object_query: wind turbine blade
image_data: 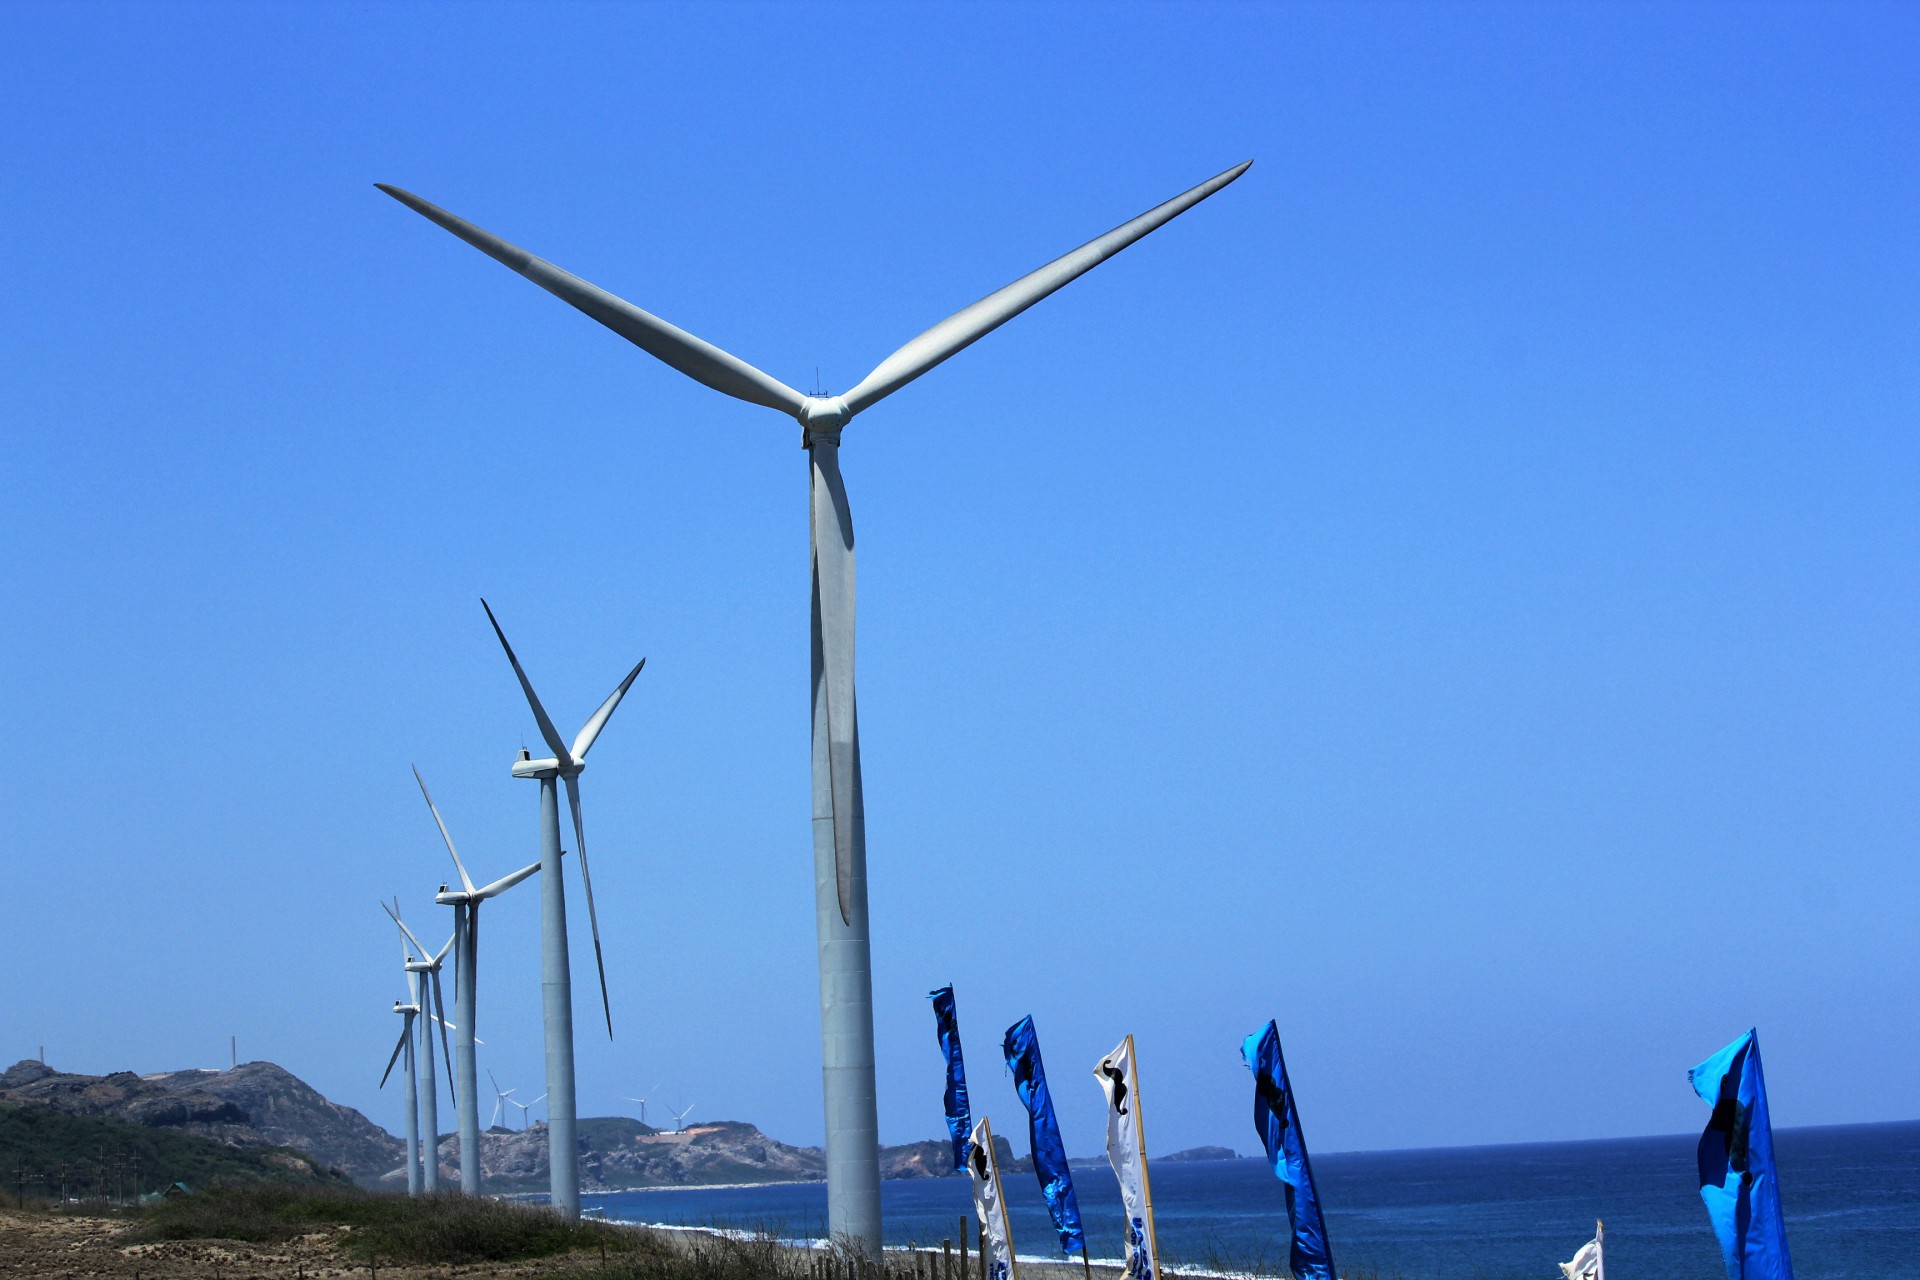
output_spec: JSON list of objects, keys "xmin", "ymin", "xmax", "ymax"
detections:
[
  {"xmin": 431, "ymin": 970, "xmax": 456, "ymax": 1104},
  {"xmin": 572, "ymin": 658, "xmax": 645, "ymax": 761},
  {"xmin": 476, "ymin": 860, "xmax": 543, "ymax": 899},
  {"xmin": 841, "ymin": 160, "xmax": 1252, "ymax": 415},
  {"xmin": 381, "ymin": 1024, "xmax": 409, "ymax": 1088},
  {"xmin": 565, "ymin": 775, "xmax": 615, "ymax": 1039},
  {"xmin": 480, "ymin": 599, "xmax": 573, "ymax": 764},
  {"xmin": 382, "ymin": 898, "xmax": 431, "ymax": 960},
  {"xmin": 413, "ymin": 765, "xmax": 476, "ymax": 894},
  {"xmin": 810, "ymin": 449, "xmax": 859, "ymax": 926},
  {"xmin": 376, "ymin": 185, "xmax": 808, "ymax": 417}
]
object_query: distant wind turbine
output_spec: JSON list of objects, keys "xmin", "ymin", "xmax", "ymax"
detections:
[
  {"xmin": 379, "ymin": 997, "xmax": 423, "ymax": 1195},
  {"xmin": 670, "ymin": 1103, "xmax": 695, "ymax": 1132},
  {"xmin": 487, "ymin": 1070, "xmax": 517, "ymax": 1131},
  {"xmin": 480, "ymin": 599, "xmax": 644, "ymax": 1218},
  {"xmin": 379, "ymin": 157, "xmax": 1250, "ymax": 1250},
  {"xmin": 623, "ymin": 1082, "xmax": 663, "ymax": 1128},
  {"xmin": 415, "ymin": 765, "xmax": 542, "ymax": 1194},
  {"xmin": 511, "ymin": 1092, "xmax": 547, "ymax": 1131},
  {"xmin": 384, "ymin": 900, "xmax": 456, "ymax": 1193}
]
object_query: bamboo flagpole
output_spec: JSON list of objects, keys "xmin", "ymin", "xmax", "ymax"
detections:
[
  {"xmin": 1095, "ymin": 1035, "xmax": 1160, "ymax": 1280},
  {"xmin": 1558, "ymin": 1219, "xmax": 1604, "ymax": 1280},
  {"xmin": 968, "ymin": 1117, "xmax": 1018, "ymax": 1280}
]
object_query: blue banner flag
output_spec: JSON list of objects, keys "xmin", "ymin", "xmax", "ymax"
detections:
[
  {"xmin": 1690, "ymin": 1028, "xmax": 1795, "ymax": 1280},
  {"xmin": 928, "ymin": 985, "xmax": 973, "ymax": 1172},
  {"xmin": 1003, "ymin": 1015, "xmax": 1086, "ymax": 1255},
  {"xmin": 1242, "ymin": 1021, "xmax": 1335, "ymax": 1280}
]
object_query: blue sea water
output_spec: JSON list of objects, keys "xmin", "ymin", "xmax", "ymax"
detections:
[{"xmin": 584, "ymin": 1121, "xmax": 1919, "ymax": 1280}]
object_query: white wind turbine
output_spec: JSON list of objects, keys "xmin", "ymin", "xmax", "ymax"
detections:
[
  {"xmin": 415, "ymin": 765, "xmax": 543, "ymax": 1194},
  {"xmin": 480, "ymin": 599, "xmax": 644, "ymax": 1218},
  {"xmin": 624, "ymin": 1081, "xmax": 663, "ymax": 1128},
  {"xmin": 379, "ymin": 997, "xmax": 423, "ymax": 1195},
  {"xmin": 488, "ymin": 1069, "xmax": 517, "ymax": 1131},
  {"xmin": 385, "ymin": 900, "xmax": 456, "ymax": 1193},
  {"xmin": 669, "ymin": 1103, "xmax": 695, "ymax": 1133},
  {"xmin": 512, "ymin": 1092, "xmax": 547, "ymax": 1131},
  {"xmin": 379, "ymin": 159, "xmax": 1250, "ymax": 1247}
]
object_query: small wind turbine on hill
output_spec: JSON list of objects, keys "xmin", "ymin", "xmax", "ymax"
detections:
[
  {"xmin": 488, "ymin": 1070, "xmax": 517, "ymax": 1131},
  {"xmin": 670, "ymin": 1103, "xmax": 695, "ymax": 1133},
  {"xmin": 479, "ymin": 600, "xmax": 644, "ymax": 1218},
  {"xmin": 415, "ymin": 765, "xmax": 543, "ymax": 1194},
  {"xmin": 624, "ymin": 1082, "xmax": 663, "ymax": 1128},
  {"xmin": 384, "ymin": 900, "xmax": 455, "ymax": 1193},
  {"xmin": 511, "ymin": 1092, "xmax": 547, "ymax": 1131},
  {"xmin": 380, "ymin": 157, "xmax": 1249, "ymax": 1250},
  {"xmin": 380, "ymin": 998, "xmax": 423, "ymax": 1195}
]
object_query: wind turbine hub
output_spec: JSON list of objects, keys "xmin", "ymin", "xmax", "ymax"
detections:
[{"xmin": 799, "ymin": 395, "xmax": 851, "ymax": 447}]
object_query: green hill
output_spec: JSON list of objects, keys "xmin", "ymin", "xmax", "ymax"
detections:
[{"xmin": 0, "ymin": 1101, "xmax": 351, "ymax": 1200}]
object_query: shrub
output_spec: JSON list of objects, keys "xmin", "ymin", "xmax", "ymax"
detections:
[{"xmin": 134, "ymin": 1185, "xmax": 652, "ymax": 1264}]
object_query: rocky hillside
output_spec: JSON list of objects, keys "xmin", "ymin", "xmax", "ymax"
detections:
[
  {"xmin": 0, "ymin": 1060, "xmax": 401, "ymax": 1185},
  {"xmin": 430, "ymin": 1121, "xmax": 1004, "ymax": 1194},
  {"xmin": 0, "ymin": 1100, "xmax": 348, "ymax": 1195},
  {"xmin": 2, "ymin": 1058, "xmax": 1029, "ymax": 1193},
  {"xmin": 145, "ymin": 1063, "xmax": 403, "ymax": 1183},
  {"xmin": 1160, "ymin": 1145, "xmax": 1239, "ymax": 1162}
]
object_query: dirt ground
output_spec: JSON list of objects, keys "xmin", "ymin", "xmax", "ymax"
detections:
[
  {"xmin": 0, "ymin": 1209, "xmax": 1135, "ymax": 1280},
  {"xmin": 0, "ymin": 1207, "xmax": 616, "ymax": 1279}
]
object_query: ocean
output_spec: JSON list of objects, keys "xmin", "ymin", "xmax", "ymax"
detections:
[{"xmin": 583, "ymin": 1121, "xmax": 1919, "ymax": 1280}]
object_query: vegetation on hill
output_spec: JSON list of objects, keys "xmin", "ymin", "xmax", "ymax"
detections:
[
  {"xmin": 134, "ymin": 1184, "xmax": 646, "ymax": 1264},
  {"xmin": 0, "ymin": 1101, "xmax": 347, "ymax": 1200}
]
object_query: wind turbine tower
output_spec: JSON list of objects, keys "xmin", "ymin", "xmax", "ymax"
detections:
[
  {"xmin": 379, "ymin": 159, "xmax": 1249, "ymax": 1249},
  {"xmin": 480, "ymin": 601, "xmax": 644, "ymax": 1218},
  {"xmin": 416, "ymin": 766, "xmax": 542, "ymax": 1194},
  {"xmin": 386, "ymin": 901, "xmax": 455, "ymax": 1193},
  {"xmin": 380, "ymin": 998, "xmax": 423, "ymax": 1195}
]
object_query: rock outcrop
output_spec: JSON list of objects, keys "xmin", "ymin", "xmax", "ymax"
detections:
[
  {"xmin": 1, "ymin": 1060, "xmax": 1066, "ymax": 1192},
  {"xmin": 145, "ymin": 1063, "xmax": 403, "ymax": 1184},
  {"xmin": 0, "ymin": 1060, "xmax": 400, "ymax": 1185}
]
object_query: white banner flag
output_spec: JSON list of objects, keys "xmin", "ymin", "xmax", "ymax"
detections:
[
  {"xmin": 1096, "ymin": 1035, "xmax": 1160, "ymax": 1280},
  {"xmin": 969, "ymin": 1116, "xmax": 1017, "ymax": 1280},
  {"xmin": 1559, "ymin": 1221, "xmax": 1604, "ymax": 1280}
]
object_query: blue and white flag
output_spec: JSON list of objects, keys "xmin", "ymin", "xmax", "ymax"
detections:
[
  {"xmin": 1690, "ymin": 1028, "xmax": 1794, "ymax": 1280},
  {"xmin": 1242, "ymin": 1021, "xmax": 1335, "ymax": 1280},
  {"xmin": 1095, "ymin": 1034, "xmax": 1159, "ymax": 1280},
  {"xmin": 1003, "ymin": 1015, "xmax": 1085, "ymax": 1255},
  {"xmin": 968, "ymin": 1116, "xmax": 1018, "ymax": 1280},
  {"xmin": 929, "ymin": 986, "xmax": 973, "ymax": 1172}
]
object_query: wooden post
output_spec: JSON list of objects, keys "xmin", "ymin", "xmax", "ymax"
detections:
[
  {"xmin": 944, "ymin": 1239, "xmax": 953, "ymax": 1280},
  {"xmin": 958, "ymin": 1219, "xmax": 968, "ymax": 1280},
  {"xmin": 978, "ymin": 1222, "xmax": 986, "ymax": 1280},
  {"xmin": 1081, "ymin": 1245, "xmax": 1093, "ymax": 1280}
]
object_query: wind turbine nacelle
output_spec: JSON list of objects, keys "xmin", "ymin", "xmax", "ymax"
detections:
[
  {"xmin": 511, "ymin": 755, "xmax": 564, "ymax": 779},
  {"xmin": 433, "ymin": 889, "xmax": 470, "ymax": 906}
]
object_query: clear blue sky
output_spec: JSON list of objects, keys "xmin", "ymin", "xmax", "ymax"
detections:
[{"xmin": 2, "ymin": 1, "xmax": 1914, "ymax": 1159}]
